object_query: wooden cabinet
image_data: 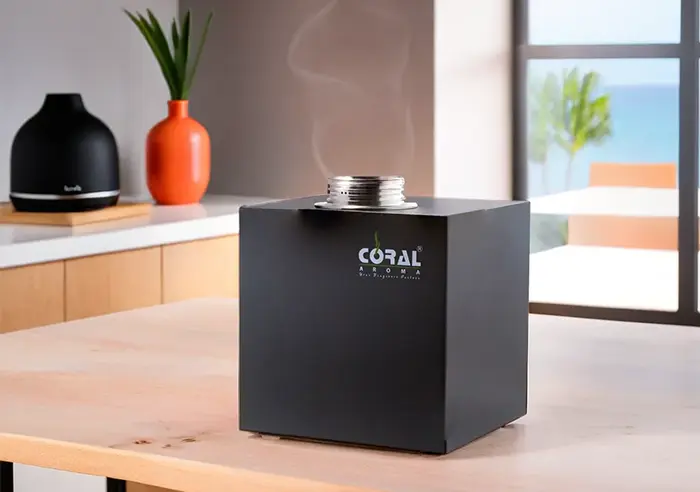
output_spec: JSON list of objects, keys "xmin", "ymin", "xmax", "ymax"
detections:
[
  {"xmin": 65, "ymin": 247, "xmax": 162, "ymax": 321},
  {"xmin": 0, "ymin": 261, "xmax": 64, "ymax": 334},
  {"xmin": 162, "ymin": 235, "xmax": 239, "ymax": 303},
  {"xmin": 0, "ymin": 234, "xmax": 239, "ymax": 329}
]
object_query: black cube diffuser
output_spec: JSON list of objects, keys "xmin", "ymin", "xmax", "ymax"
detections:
[{"xmin": 239, "ymin": 176, "xmax": 530, "ymax": 454}]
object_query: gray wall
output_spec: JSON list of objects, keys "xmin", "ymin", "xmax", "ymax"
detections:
[
  {"xmin": 182, "ymin": 0, "xmax": 435, "ymax": 198},
  {"xmin": 0, "ymin": 0, "xmax": 177, "ymax": 200}
]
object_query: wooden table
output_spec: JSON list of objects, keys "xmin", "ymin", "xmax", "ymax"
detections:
[{"xmin": 1, "ymin": 299, "xmax": 699, "ymax": 492}]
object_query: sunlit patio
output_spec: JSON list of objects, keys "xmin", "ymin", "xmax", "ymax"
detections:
[
  {"xmin": 529, "ymin": 181, "xmax": 692, "ymax": 312},
  {"xmin": 530, "ymin": 245, "xmax": 682, "ymax": 311}
]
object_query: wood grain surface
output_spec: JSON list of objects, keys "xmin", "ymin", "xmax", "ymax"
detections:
[
  {"xmin": 65, "ymin": 247, "xmax": 162, "ymax": 321},
  {"xmin": 0, "ymin": 202, "xmax": 152, "ymax": 226},
  {"xmin": 0, "ymin": 261, "xmax": 64, "ymax": 333},
  {"xmin": 162, "ymin": 235, "xmax": 239, "ymax": 303},
  {"xmin": 0, "ymin": 299, "xmax": 699, "ymax": 491}
]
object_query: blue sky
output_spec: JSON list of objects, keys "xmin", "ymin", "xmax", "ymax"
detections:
[
  {"xmin": 529, "ymin": 0, "xmax": 681, "ymax": 86},
  {"xmin": 529, "ymin": 59, "xmax": 679, "ymax": 87}
]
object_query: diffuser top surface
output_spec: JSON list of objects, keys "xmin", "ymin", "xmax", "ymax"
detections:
[{"xmin": 246, "ymin": 196, "xmax": 525, "ymax": 217}]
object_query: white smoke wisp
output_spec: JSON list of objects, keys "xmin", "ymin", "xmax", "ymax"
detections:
[{"xmin": 287, "ymin": 0, "xmax": 414, "ymax": 179}]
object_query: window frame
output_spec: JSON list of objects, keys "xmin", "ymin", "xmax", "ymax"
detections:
[{"xmin": 512, "ymin": 0, "xmax": 700, "ymax": 325}]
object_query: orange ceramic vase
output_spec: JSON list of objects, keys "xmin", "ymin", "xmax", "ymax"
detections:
[{"xmin": 146, "ymin": 100, "xmax": 210, "ymax": 205}]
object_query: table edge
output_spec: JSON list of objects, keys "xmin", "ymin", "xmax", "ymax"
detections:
[{"xmin": 0, "ymin": 433, "xmax": 372, "ymax": 492}]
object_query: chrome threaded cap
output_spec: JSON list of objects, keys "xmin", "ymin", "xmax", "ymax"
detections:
[{"xmin": 314, "ymin": 176, "xmax": 418, "ymax": 210}]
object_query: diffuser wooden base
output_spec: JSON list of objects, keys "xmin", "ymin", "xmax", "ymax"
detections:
[{"xmin": 0, "ymin": 202, "xmax": 152, "ymax": 226}]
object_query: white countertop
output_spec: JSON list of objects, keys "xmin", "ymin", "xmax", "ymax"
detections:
[
  {"xmin": 0, "ymin": 195, "xmax": 273, "ymax": 269},
  {"xmin": 530, "ymin": 186, "xmax": 696, "ymax": 217}
]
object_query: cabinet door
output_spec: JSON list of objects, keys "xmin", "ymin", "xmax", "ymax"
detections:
[
  {"xmin": 65, "ymin": 247, "xmax": 162, "ymax": 321},
  {"xmin": 0, "ymin": 261, "xmax": 64, "ymax": 333},
  {"xmin": 162, "ymin": 235, "xmax": 239, "ymax": 303}
]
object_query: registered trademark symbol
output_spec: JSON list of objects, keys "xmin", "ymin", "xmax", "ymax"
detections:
[{"xmin": 417, "ymin": 246, "xmax": 423, "ymax": 252}]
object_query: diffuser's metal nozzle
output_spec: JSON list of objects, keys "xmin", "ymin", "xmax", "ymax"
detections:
[{"xmin": 314, "ymin": 176, "xmax": 418, "ymax": 211}]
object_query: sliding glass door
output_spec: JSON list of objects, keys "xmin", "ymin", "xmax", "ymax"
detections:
[{"xmin": 513, "ymin": 0, "xmax": 700, "ymax": 325}]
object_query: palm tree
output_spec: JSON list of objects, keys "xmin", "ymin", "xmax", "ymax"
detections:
[
  {"xmin": 528, "ymin": 74, "xmax": 559, "ymax": 195},
  {"xmin": 552, "ymin": 68, "xmax": 613, "ymax": 190}
]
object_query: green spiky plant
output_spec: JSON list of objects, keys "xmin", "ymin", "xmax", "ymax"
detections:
[
  {"xmin": 552, "ymin": 68, "xmax": 613, "ymax": 190},
  {"xmin": 124, "ymin": 9, "xmax": 213, "ymax": 101}
]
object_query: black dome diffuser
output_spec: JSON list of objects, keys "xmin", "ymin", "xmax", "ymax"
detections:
[{"xmin": 10, "ymin": 93, "xmax": 120, "ymax": 213}]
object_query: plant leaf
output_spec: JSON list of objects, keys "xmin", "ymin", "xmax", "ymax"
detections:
[
  {"xmin": 145, "ymin": 9, "xmax": 180, "ymax": 98},
  {"xmin": 125, "ymin": 10, "xmax": 177, "ymax": 99},
  {"xmin": 551, "ymin": 68, "xmax": 612, "ymax": 163},
  {"xmin": 137, "ymin": 11, "xmax": 178, "ymax": 97},
  {"xmin": 176, "ymin": 10, "xmax": 191, "ymax": 97},
  {"xmin": 171, "ymin": 18, "xmax": 180, "ymax": 52},
  {"xmin": 183, "ymin": 11, "xmax": 213, "ymax": 99}
]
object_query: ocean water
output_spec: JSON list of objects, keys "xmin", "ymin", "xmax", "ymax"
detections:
[{"xmin": 527, "ymin": 85, "xmax": 680, "ymax": 198}]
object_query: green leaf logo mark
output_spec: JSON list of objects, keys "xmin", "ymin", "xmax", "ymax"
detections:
[{"xmin": 374, "ymin": 231, "xmax": 381, "ymax": 251}]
